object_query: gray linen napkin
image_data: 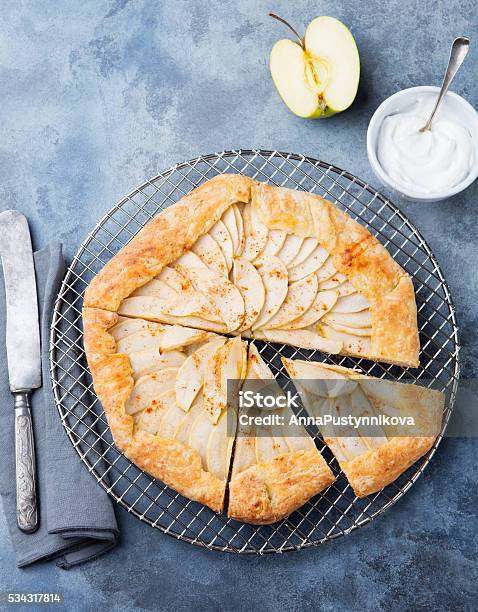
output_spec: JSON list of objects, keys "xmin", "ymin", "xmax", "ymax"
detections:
[{"xmin": 0, "ymin": 243, "xmax": 119, "ymax": 568}]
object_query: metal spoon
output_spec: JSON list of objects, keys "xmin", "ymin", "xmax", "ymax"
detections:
[{"xmin": 420, "ymin": 36, "xmax": 470, "ymax": 132}]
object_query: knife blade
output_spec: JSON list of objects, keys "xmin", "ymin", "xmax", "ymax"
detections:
[{"xmin": 0, "ymin": 210, "xmax": 41, "ymax": 533}]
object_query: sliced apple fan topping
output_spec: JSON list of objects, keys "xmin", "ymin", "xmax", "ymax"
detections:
[
  {"xmin": 114, "ymin": 319, "xmax": 322, "ymax": 481},
  {"xmin": 282, "ymin": 359, "xmax": 416, "ymax": 467},
  {"xmin": 117, "ymin": 202, "xmax": 373, "ymax": 356}
]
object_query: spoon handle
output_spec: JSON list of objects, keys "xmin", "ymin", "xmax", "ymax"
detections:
[{"xmin": 421, "ymin": 37, "xmax": 470, "ymax": 131}]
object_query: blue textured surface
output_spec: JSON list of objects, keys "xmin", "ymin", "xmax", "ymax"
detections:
[{"xmin": 0, "ymin": 1, "xmax": 477, "ymax": 610}]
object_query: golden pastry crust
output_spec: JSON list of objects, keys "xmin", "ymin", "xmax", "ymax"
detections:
[
  {"xmin": 83, "ymin": 307, "xmax": 134, "ymax": 451},
  {"xmin": 84, "ymin": 174, "xmax": 252, "ymax": 311},
  {"xmin": 227, "ymin": 449, "xmax": 335, "ymax": 524},
  {"xmin": 126, "ymin": 432, "xmax": 226, "ymax": 513},
  {"xmin": 340, "ymin": 436, "xmax": 436, "ymax": 497},
  {"xmin": 82, "ymin": 306, "xmax": 229, "ymax": 512},
  {"xmin": 370, "ymin": 276, "xmax": 419, "ymax": 367},
  {"xmin": 282, "ymin": 359, "xmax": 444, "ymax": 497}
]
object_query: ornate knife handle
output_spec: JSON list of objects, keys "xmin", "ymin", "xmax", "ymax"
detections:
[{"xmin": 14, "ymin": 392, "xmax": 39, "ymax": 533}]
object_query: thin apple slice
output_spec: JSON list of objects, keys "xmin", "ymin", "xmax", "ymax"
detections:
[
  {"xmin": 324, "ymin": 320, "xmax": 372, "ymax": 337},
  {"xmin": 192, "ymin": 233, "xmax": 228, "ymax": 277},
  {"xmin": 128, "ymin": 348, "xmax": 185, "ymax": 379},
  {"xmin": 332, "ymin": 293, "xmax": 370, "ymax": 313},
  {"xmin": 231, "ymin": 418, "xmax": 257, "ymax": 476},
  {"xmin": 175, "ymin": 337, "xmax": 227, "ymax": 412},
  {"xmin": 163, "ymin": 293, "xmax": 223, "ymax": 324},
  {"xmin": 203, "ymin": 337, "xmax": 247, "ymax": 424},
  {"xmin": 276, "ymin": 234, "xmax": 304, "ymax": 266},
  {"xmin": 188, "ymin": 409, "xmax": 215, "ymax": 469},
  {"xmin": 265, "ymin": 273, "xmax": 318, "ymax": 329},
  {"xmin": 251, "ymin": 256, "xmax": 288, "ymax": 330},
  {"xmin": 221, "ymin": 206, "xmax": 240, "ymax": 256},
  {"xmin": 206, "ymin": 407, "xmax": 236, "ymax": 480},
  {"xmin": 254, "ymin": 328, "xmax": 342, "ymax": 353},
  {"xmin": 255, "ymin": 430, "xmax": 280, "ymax": 463},
  {"xmin": 257, "ymin": 228, "xmax": 287, "ymax": 258},
  {"xmin": 156, "ymin": 399, "xmax": 187, "ymax": 440},
  {"xmin": 319, "ymin": 324, "xmax": 371, "ymax": 356},
  {"xmin": 324, "ymin": 397, "xmax": 369, "ymax": 460},
  {"xmin": 281, "ymin": 290, "xmax": 338, "ymax": 330},
  {"xmin": 136, "ymin": 388, "xmax": 176, "ymax": 434},
  {"xmin": 242, "ymin": 205, "xmax": 269, "ymax": 261},
  {"xmin": 209, "ymin": 220, "xmax": 234, "ymax": 270},
  {"xmin": 336, "ymin": 282, "xmax": 357, "ymax": 297},
  {"xmin": 246, "ymin": 343, "xmax": 276, "ymax": 380},
  {"xmin": 157, "ymin": 266, "xmax": 194, "ymax": 293},
  {"xmin": 319, "ymin": 272, "xmax": 348, "ymax": 290},
  {"xmin": 315, "ymin": 257, "xmax": 337, "ymax": 282},
  {"xmin": 233, "ymin": 204, "xmax": 246, "ymax": 255},
  {"xmin": 174, "ymin": 394, "xmax": 205, "ymax": 444},
  {"xmin": 181, "ymin": 267, "xmax": 245, "ymax": 333},
  {"xmin": 172, "ymin": 250, "xmax": 209, "ymax": 271},
  {"xmin": 349, "ymin": 387, "xmax": 389, "ymax": 448},
  {"xmin": 159, "ymin": 325, "xmax": 214, "ymax": 352},
  {"xmin": 118, "ymin": 297, "xmax": 227, "ymax": 333},
  {"xmin": 324, "ymin": 310, "xmax": 372, "ymax": 329},
  {"xmin": 116, "ymin": 329, "xmax": 165, "ymax": 354},
  {"xmin": 289, "ymin": 245, "xmax": 329, "ymax": 282},
  {"xmin": 289, "ymin": 238, "xmax": 319, "ymax": 268},
  {"xmin": 232, "ymin": 258, "xmax": 266, "ymax": 332},
  {"xmin": 125, "ymin": 369, "xmax": 178, "ymax": 415},
  {"xmin": 282, "ymin": 358, "xmax": 357, "ymax": 398},
  {"xmin": 110, "ymin": 317, "xmax": 165, "ymax": 342},
  {"xmin": 132, "ymin": 279, "xmax": 178, "ymax": 301}
]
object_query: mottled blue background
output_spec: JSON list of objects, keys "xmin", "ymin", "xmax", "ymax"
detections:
[{"xmin": 0, "ymin": 1, "xmax": 477, "ymax": 610}]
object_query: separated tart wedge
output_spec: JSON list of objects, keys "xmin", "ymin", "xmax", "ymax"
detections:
[
  {"xmin": 282, "ymin": 359, "xmax": 444, "ymax": 497},
  {"xmin": 227, "ymin": 345, "xmax": 335, "ymax": 524},
  {"xmin": 82, "ymin": 174, "xmax": 424, "ymax": 521}
]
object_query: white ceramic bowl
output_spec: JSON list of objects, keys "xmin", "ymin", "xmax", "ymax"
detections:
[{"xmin": 367, "ymin": 86, "xmax": 478, "ymax": 202}]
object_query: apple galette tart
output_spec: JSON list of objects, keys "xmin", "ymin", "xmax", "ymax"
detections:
[
  {"xmin": 282, "ymin": 359, "xmax": 444, "ymax": 497},
  {"xmin": 83, "ymin": 173, "xmax": 423, "ymax": 522}
]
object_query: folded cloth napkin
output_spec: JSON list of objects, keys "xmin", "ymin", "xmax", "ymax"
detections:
[{"xmin": 0, "ymin": 243, "xmax": 119, "ymax": 568}]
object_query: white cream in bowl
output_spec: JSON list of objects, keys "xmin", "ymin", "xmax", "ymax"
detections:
[
  {"xmin": 367, "ymin": 86, "xmax": 478, "ymax": 202},
  {"xmin": 377, "ymin": 94, "xmax": 473, "ymax": 195}
]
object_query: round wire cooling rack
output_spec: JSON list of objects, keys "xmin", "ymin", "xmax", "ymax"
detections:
[{"xmin": 50, "ymin": 149, "xmax": 460, "ymax": 554}]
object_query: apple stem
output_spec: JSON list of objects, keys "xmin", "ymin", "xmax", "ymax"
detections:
[{"xmin": 268, "ymin": 13, "xmax": 305, "ymax": 49}]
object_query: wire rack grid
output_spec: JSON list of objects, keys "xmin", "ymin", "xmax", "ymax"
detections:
[{"xmin": 49, "ymin": 149, "xmax": 460, "ymax": 554}]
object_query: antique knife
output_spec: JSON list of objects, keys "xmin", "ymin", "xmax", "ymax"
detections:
[{"xmin": 0, "ymin": 210, "xmax": 41, "ymax": 533}]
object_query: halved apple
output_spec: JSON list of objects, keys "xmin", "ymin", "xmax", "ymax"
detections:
[{"xmin": 269, "ymin": 15, "xmax": 360, "ymax": 118}]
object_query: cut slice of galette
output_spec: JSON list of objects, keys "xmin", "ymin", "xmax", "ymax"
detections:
[
  {"xmin": 282, "ymin": 358, "xmax": 444, "ymax": 497},
  {"xmin": 228, "ymin": 345, "xmax": 335, "ymax": 524}
]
